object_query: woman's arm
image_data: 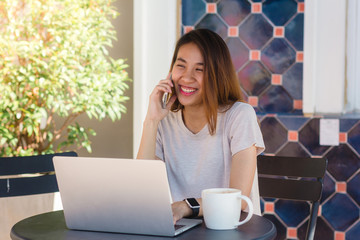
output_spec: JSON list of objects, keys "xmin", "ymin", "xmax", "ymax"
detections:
[
  {"xmin": 136, "ymin": 119, "xmax": 160, "ymax": 160},
  {"xmin": 136, "ymin": 75, "xmax": 176, "ymax": 160},
  {"xmin": 230, "ymin": 145, "xmax": 257, "ymax": 210}
]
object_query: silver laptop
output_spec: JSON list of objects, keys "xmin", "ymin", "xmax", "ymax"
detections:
[{"xmin": 53, "ymin": 156, "xmax": 202, "ymax": 237}]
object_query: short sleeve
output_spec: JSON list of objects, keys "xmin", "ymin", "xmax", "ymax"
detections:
[{"xmin": 226, "ymin": 103, "xmax": 265, "ymax": 156}]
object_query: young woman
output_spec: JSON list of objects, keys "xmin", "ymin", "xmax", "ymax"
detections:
[{"xmin": 137, "ymin": 29, "xmax": 265, "ymax": 223}]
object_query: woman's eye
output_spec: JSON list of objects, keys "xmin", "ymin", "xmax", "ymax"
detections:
[
  {"xmin": 176, "ymin": 64, "xmax": 185, "ymax": 68},
  {"xmin": 196, "ymin": 68, "xmax": 204, "ymax": 72}
]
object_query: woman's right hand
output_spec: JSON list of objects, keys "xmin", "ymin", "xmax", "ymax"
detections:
[
  {"xmin": 137, "ymin": 73, "xmax": 177, "ymax": 160},
  {"xmin": 145, "ymin": 73, "xmax": 177, "ymax": 122}
]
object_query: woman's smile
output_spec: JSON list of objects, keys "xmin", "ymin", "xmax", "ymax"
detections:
[{"xmin": 179, "ymin": 85, "xmax": 198, "ymax": 96}]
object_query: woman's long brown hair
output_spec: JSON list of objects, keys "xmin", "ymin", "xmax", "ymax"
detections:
[{"xmin": 170, "ymin": 29, "xmax": 243, "ymax": 135}]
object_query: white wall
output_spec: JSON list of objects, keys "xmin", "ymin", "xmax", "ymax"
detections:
[
  {"xmin": 133, "ymin": 0, "xmax": 178, "ymax": 157},
  {"xmin": 303, "ymin": 0, "xmax": 346, "ymax": 115}
]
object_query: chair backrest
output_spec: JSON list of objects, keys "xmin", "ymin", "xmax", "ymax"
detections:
[
  {"xmin": 0, "ymin": 151, "xmax": 77, "ymax": 197},
  {"xmin": 257, "ymin": 155, "xmax": 327, "ymax": 240}
]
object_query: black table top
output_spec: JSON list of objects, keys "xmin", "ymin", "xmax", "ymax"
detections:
[{"xmin": 11, "ymin": 210, "xmax": 276, "ymax": 240}]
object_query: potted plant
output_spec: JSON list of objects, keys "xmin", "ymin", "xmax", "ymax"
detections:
[
  {"xmin": 0, "ymin": 1, "xmax": 131, "ymax": 238},
  {"xmin": 0, "ymin": 0, "xmax": 130, "ymax": 157}
]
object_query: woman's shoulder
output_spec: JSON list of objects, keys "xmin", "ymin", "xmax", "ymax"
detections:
[
  {"xmin": 226, "ymin": 101, "xmax": 256, "ymax": 115},
  {"xmin": 220, "ymin": 101, "xmax": 258, "ymax": 126}
]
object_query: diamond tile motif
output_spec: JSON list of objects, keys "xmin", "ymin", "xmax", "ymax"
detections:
[
  {"xmin": 228, "ymin": 26, "xmax": 238, "ymax": 37},
  {"xmin": 271, "ymin": 74, "xmax": 282, "ymax": 85},
  {"xmin": 225, "ymin": 37, "xmax": 249, "ymax": 71},
  {"xmin": 182, "ymin": 0, "xmax": 206, "ymax": 26},
  {"xmin": 285, "ymin": 13, "xmax": 304, "ymax": 50},
  {"xmin": 347, "ymin": 122, "xmax": 360, "ymax": 155},
  {"xmin": 347, "ymin": 172, "xmax": 360, "ymax": 205},
  {"xmin": 195, "ymin": 14, "xmax": 228, "ymax": 39},
  {"xmin": 274, "ymin": 27, "xmax": 284, "ymax": 38},
  {"xmin": 264, "ymin": 202, "xmax": 275, "ymax": 213},
  {"xmin": 321, "ymin": 173, "xmax": 336, "ymax": 203},
  {"xmin": 241, "ymin": 88, "xmax": 249, "ymax": 102},
  {"xmin": 275, "ymin": 200, "xmax": 309, "ymax": 227},
  {"xmin": 238, "ymin": 61, "xmax": 271, "ymax": 96},
  {"xmin": 322, "ymin": 193, "xmax": 359, "ymax": 231},
  {"xmin": 346, "ymin": 221, "xmax": 360, "ymax": 240},
  {"xmin": 248, "ymin": 96, "xmax": 258, "ymax": 107},
  {"xmin": 276, "ymin": 142, "xmax": 309, "ymax": 157},
  {"xmin": 260, "ymin": 117, "xmax": 287, "ymax": 153},
  {"xmin": 263, "ymin": 0, "xmax": 297, "ymax": 26},
  {"xmin": 217, "ymin": 0, "xmax": 251, "ymax": 26},
  {"xmin": 340, "ymin": 119, "xmax": 359, "ymax": 132},
  {"xmin": 288, "ymin": 131, "xmax": 298, "ymax": 142},
  {"xmin": 261, "ymin": 38, "xmax": 296, "ymax": 74},
  {"xmin": 206, "ymin": 3, "xmax": 217, "ymax": 13},
  {"xmin": 287, "ymin": 227, "xmax": 297, "ymax": 239},
  {"xmin": 282, "ymin": 63, "xmax": 303, "ymax": 99},
  {"xmin": 182, "ymin": 2, "xmax": 360, "ymax": 239},
  {"xmin": 299, "ymin": 118, "xmax": 330, "ymax": 156},
  {"xmin": 258, "ymin": 86, "xmax": 293, "ymax": 113},
  {"xmin": 251, "ymin": 3, "xmax": 262, "ymax": 13},
  {"xmin": 325, "ymin": 144, "xmax": 360, "ymax": 181},
  {"xmin": 296, "ymin": 51, "xmax": 303, "ymax": 62},
  {"xmin": 277, "ymin": 115, "xmax": 308, "ymax": 130},
  {"xmin": 182, "ymin": 0, "xmax": 303, "ymax": 114},
  {"xmin": 301, "ymin": 217, "xmax": 334, "ymax": 240},
  {"xmin": 238, "ymin": 14, "xmax": 273, "ymax": 49}
]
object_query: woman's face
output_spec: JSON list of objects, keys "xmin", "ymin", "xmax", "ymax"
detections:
[{"xmin": 171, "ymin": 42, "xmax": 205, "ymax": 109}]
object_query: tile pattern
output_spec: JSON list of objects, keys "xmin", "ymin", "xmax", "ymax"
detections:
[
  {"xmin": 182, "ymin": 1, "xmax": 360, "ymax": 239},
  {"xmin": 259, "ymin": 116, "xmax": 360, "ymax": 240},
  {"xmin": 182, "ymin": 0, "xmax": 304, "ymax": 114}
]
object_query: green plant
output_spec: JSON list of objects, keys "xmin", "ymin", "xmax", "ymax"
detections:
[{"xmin": 0, "ymin": 0, "xmax": 130, "ymax": 156}]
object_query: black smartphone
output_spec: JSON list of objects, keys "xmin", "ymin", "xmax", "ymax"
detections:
[{"xmin": 161, "ymin": 74, "xmax": 175, "ymax": 109}]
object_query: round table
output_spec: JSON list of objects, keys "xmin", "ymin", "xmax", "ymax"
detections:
[{"xmin": 11, "ymin": 210, "xmax": 276, "ymax": 240}]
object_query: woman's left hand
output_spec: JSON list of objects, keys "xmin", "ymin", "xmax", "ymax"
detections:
[{"xmin": 171, "ymin": 201, "xmax": 192, "ymax": 224}]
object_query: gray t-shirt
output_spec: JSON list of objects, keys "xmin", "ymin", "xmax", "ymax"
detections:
[{"xmin": 155, "ymin": 102, "xmax": 265, "ymax": 215}]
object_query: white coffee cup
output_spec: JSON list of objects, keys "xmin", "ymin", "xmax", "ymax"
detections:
[{"xmin": 201, "ymin": 188, "xmax": 253, "ymax": 230}]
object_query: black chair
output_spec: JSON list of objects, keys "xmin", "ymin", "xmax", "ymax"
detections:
[
  {"xmin": 257, "ymin": 155, "xmax": 327, "ymax": 240},
  {"xmin": 0, "ymin": 151, "xmax": 77, "ymax": 197}
]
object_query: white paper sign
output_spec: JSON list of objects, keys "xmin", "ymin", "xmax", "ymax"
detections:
[{"xmin": 320, "ymin": 119, "xmax": 339, "ymax": 146}]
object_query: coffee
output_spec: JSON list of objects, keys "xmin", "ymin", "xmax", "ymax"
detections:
[{"xmin": 218, "ymin": 190, "xmax": 236, "ymax": 194}]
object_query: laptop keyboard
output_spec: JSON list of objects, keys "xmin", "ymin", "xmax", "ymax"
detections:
[{"xmin": 175, "ymin": 224, "xmax": 185, "ymax": 230}]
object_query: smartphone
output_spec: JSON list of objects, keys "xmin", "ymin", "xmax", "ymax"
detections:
[{"xmin": 161, "ymin": 74, "xmax": 175, "ymax": 109}]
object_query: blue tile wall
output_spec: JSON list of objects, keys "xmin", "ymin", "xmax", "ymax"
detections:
[
  {"xmin": 262, "ymin": 0, "xmax": 297, "ymax": 26},
  {"xmin": 182, "ymin": 0, "xmax": 304, "ymax": 114},
  {"xmin": 259, "ymin": 116, "xmax": 360, "ymax": 239},
  {"xmin": 182, "ymin": 0, "xmax": 360, "ymax": 239}
]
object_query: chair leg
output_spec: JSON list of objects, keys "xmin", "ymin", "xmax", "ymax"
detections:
[{"xmin": 306, "ymin": 202, "xmax": 320, "ymax": 240}]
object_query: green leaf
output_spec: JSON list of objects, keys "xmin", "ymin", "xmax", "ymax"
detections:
[{"xmin": 0, "ymin": 0, "xmax": 130, "ymax": 156}]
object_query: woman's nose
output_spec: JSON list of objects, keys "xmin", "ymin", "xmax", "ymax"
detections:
[{"xmin": 181, "ymin": 69, "xmax": 194, "ymax": 82}]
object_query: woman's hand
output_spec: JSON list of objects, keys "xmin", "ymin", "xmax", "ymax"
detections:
[
  {"xmin": 136, "ymin": 73, "xmax": 177, "ymax": 160},
  {"xmin": 171, "ymin": 201, "xmax": 192, "ymax": 224},
  {"xmin": 145, "ymin": 73, "xmax": 177, "ymax": 123}
]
